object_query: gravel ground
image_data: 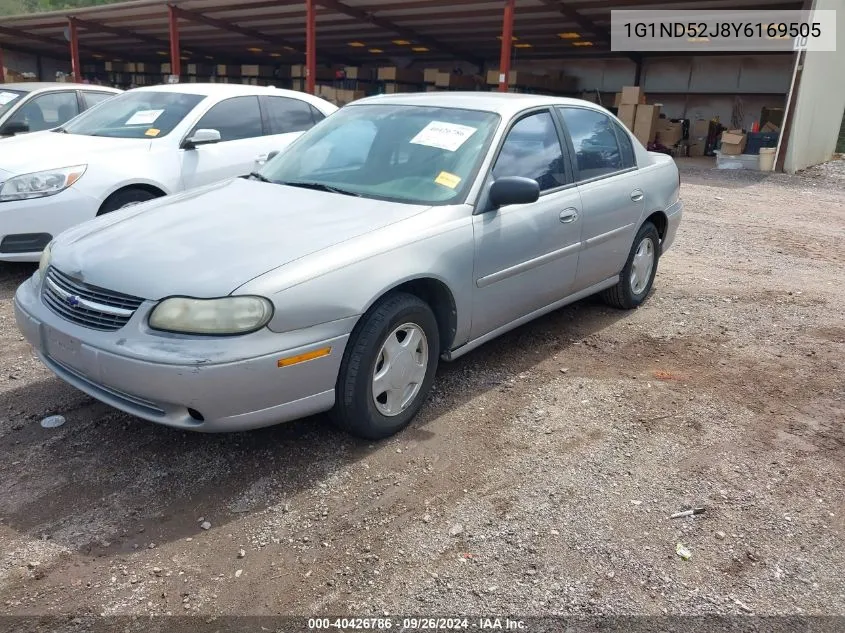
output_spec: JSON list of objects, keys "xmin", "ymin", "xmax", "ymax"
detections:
[{"xmin": 0, "ymin": 159, "xmax": 843, "ymax": 624}]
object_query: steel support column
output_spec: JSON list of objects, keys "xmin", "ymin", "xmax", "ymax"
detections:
[
  {"xmin": 68, "ymin": 18, "xmax": 81, "ymax": 83},
  {"xmin": 305, "ymin": 0, "xmax": 316, "ymax": 94},
  {"xmin": 168, "ymin": 4, "xmax": 181, "ymax": 80},
  {"xmin": 497, "ymin": 0, "xmax": 516, "ymax": 93}
]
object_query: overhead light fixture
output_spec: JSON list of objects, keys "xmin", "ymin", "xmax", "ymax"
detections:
[
  {"xmin": 348, "ymin": 41, "xmax": 366, "ymax": 47},
  {"xmin": 558, "ymin": 32, "xmax": 580, "ymax": 39},
  {"xmin": 369, "ymin": 48, "xmax": 384, "ymax": 53},
  {"xmin": 497, "ymin": 35, "xmax": 518, "ymax": 41},
  {"xmin": 248, "ymin": 47, "xmax": 263, "ymax": 53},
  {"xmin": 92, "ymin": 54, "xmax": 103, "ymax": 59},
  {"xmin": 411, "ymin": 46, "xmax": 429, "ymax": 52},
  {"xmin": 514, "ymin": 43, "xmax": 532, "ymax": 48},
  {"xmin": 392, "ymin": 39, "xmax": 411, "ymax": 46},
  {"xmin": 572, "ymin": 41, "xmax": 594, "ymax": 47},
  {"xmin": 270, "ymin": 53, "xmax": 282, "ymax": 57},
  {"xmin": 157, "ymin": 51, "xmax": 168, "ymax": 56},
  {"xmin": 284, "ymin": 46, "xmax": 296, "ymax": 52}
]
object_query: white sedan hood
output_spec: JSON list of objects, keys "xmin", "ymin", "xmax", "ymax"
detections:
[{"xmin": 0, "ymin": 131, "xmax": 149, "ymax": 175}]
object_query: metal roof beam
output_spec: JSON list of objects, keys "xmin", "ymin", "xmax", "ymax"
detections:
[
  {"xmin": 168, "ymin": 3, "xmax": 346, "ymax": 64},
  {"xmin": 71, "ymin": 16, "xmax": 220, "ymax": 59},
  {"xmin": 317, "ymin": 0, "xmax": 485, "ymax": 67},
  {"xmin": 0, "ymin": 24, "xmax": 115, "ymax": 58}
]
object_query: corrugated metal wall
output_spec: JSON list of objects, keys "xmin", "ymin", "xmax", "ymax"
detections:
[{"xmin": 784, "ymin": 0, "xmax": 845, "ymax": 173}]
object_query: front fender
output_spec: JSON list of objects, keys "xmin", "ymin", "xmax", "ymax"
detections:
[{"xmin": 236, "ymin": 206, "xmax": 476, "ymax": 348}]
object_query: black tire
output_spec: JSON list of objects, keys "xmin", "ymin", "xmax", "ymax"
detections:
[
  {"xmin": 330, "ymin": 292, "xmax": 440, "ymax": 441},
  {"xmin": 97, "ymin": 188, "xmax": 159, "ymax": 216},
  {"xmin": 602, "ymin": 221, "xmax": 661, "ymax": 310}
]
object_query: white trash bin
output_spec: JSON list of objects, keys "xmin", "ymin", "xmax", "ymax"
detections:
[{"xmin": 758, "ymin": 147, "xmax": 776, "ymax": 171}]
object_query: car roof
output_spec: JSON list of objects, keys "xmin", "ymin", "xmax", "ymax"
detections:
[
  {"xmin": 350, "ymin": 91, "xmax": 607, "ymax": 118},
  {"xmin": 128, "ymin": 82, "xmax": 334, "ymax": 108},
  {"xmin": 1, "ymin": 82, "xmax": 122, "ymax": 94}
]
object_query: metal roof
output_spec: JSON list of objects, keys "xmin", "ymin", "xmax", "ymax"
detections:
[{"xmin": 0, "ymin": 0, "xmax": 804, "ymax": 67}]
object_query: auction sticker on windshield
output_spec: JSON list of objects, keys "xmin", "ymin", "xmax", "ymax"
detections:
[
  {"xmin": 126, "ymin": 109, "xmax": 164, "ymax": 126},
  {"xmin": 435, "ymin": 171, "xmax": 462, "ymax": 189},
  {"xmin": 410, "ymin": 121, "xmax": 477, "ymax": 152},
  {"xmin": 0, "ymin": 92, "xmax": 19, "ymax": 106}
]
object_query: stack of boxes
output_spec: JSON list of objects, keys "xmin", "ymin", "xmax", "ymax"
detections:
[
  {"xmin": 614, "ymin": 86, "xmax": 661, "ymax": 147},
  {"xmin": 486, "ymin": 70, "xmax": 577, "ymax": 95}
]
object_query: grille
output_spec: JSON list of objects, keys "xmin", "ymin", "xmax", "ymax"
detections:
[{"xmin": 42, "ymin": 266, "xmax": 145, "ymax": 332}]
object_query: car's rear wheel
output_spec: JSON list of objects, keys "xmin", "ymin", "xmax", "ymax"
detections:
[
  {"xmin": 98, "ymin": 188, "xmax": 159, "ymax": 216},
  {"xmin": 331, "ymin": 292, "xmax": 440, "ymax": 440},
  {"xmin": 602, "ymin": 221, "xmax": 661, "ymax": 310}
]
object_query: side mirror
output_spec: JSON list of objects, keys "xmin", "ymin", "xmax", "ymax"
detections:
[
  {"xmin": 267, "ymin": 150, "xmax": 279, "ymax": 161},
  {"xmin": 183, "ymin": 128, "xmax": 222, "ymax": 149},
  {"xmin": 0, "ymin": 121, "xmax": 30, "ymax": 136},
  {"xmin": 488, "ymin": 176, "xmax": 540, "ymax": 208}
]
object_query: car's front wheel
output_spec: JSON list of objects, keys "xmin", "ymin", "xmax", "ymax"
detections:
[
  {"xmin": 602, "ymin": 221, "xmax": 661, "ymax": 310},
  {"xmin": 331, "ymin": 292, "xmax": 440, "ymax": 440}
]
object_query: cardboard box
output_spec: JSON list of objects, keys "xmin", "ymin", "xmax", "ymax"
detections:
[
  {"xmin": 688, "ymin": 143, "xmax": 706, "ymax": 157},
  {"xmin": 343, "ymin": 66, "xmax": 375, "ymax": 81},
  {"xmin": 633, "ymin": 104, "xmax": 661, "ymax": 145},
  {"xmin": 761, "ymin": 121, "xmax": 780, "ymax": 133},
  {"xmin": 691, "ymin": 119, "xmax": 711, "ymax": 138},
  {"xmin": 435, "ymin": 72, "xmax": 476, "ymax": 89},
  {"xmin": 613, "ymin": 92, "xmax": 623, "ymax": 107},
  {"xmin": 656, "ymin": 119, "xmax": 684, "ymax": 146},
  {"xmin": 424, "ymin": 68, "xmax": 442, "ymax": 84},
  {"xmin": 618, "ymin": 104, "xmax": 637, "ymax": 131},
  {"xmin": 620, "ymin": 86, "xmax": 646, "ymax": 105},
  {"xmin": 377, "ymin": 67, "xmax": 423, "ymax": 84},
  {"xmin": 720, "ymin": 130, "xmax": 747, "ymax": 155}
]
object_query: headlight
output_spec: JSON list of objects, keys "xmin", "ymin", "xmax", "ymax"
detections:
[
  {"xmin": 0, "ymin": 165, "xmax": 87, "ymax": 202},
  {"xmin": 149, "ymin": 296, "xmax": 274, "ymax": 335},
  {"xmin": 38, "ymin": 241, "xmax": 53, "ymax": 282}
]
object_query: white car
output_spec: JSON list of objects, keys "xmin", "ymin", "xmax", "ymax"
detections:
[
  {"xmin": 0, "ymin": 82, "xmax": 122, "ymax": 137},
  {"xmin": 0, "ymin": 83, "xmax": 338, "ymax": 261}
]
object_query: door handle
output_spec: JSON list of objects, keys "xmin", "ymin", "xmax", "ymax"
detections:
[
  {"xmin": 631, "ymin": 189, "xmax": 644, "ymax": 202},
  {"xmin": 559, "ymin": 209, "xmax": 579, "ymax": 224}
]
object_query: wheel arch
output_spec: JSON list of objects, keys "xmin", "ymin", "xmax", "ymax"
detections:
[
  {"xmin": 361, "ymin": 275, "xmax": 458, "ymax": 354},
  {"xmin": 97, "ymin": 183, "xmax": 168, "ymax": 215},
  {"xmin": 642, "ymin": 210, "xmax": 668, "ymax": 243}
]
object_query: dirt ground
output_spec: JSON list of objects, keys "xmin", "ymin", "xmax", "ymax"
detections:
[{"xmin": 0, "ymin": 159, "xmax": 843, "ymax": 624}]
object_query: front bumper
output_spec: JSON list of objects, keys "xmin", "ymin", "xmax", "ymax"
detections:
[
  {"xmin": 661, "ymin": 199, "xmax": 683, "ymax": 254},
  {"xmin": 0, "ymin": 188, "xmax": 101, "ymax": 262},
  {"xmin": 14, "ymin": 274, "xmax": 353, "ymax": 432}
]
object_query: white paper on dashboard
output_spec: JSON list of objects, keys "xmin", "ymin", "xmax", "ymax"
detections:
[
  {"xmin": 0, "ymin": 92, "xmax": 20, "ymax": 106},
  {"xmin": 125, "ymin": 109, "xmax": 165, "ymax": 125},
  {"xmin": 410, "ymin": 121, "xmax": 478, "ymax": 152}
]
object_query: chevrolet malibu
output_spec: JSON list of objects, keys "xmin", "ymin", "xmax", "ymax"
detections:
[
  {"xmin": 14, "ymin": 92, "xmax": 683, "ymax": 440},
  {"xmin": 0, "ymin": 83, "xmax": 337, "ymax": 261}
]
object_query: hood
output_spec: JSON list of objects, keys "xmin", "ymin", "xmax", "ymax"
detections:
[
  {"xmin": 0, "ymin": 131, "xmax": 149, "ymax": 174},
  {"xmin": 50, "ymin": 177, "xmax": 430, "ymax": 300}
]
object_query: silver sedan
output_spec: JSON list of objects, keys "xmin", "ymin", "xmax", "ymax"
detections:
[{"xmin": 14, "ymin": 92, "xmax": 683, "ymax": 440}]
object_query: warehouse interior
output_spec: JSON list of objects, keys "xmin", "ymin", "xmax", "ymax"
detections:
[{"xmin": 1, "ymin": 0, "xmax": 843, "ymax": 173}]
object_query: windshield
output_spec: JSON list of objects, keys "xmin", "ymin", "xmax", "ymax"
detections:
[
  {"xmin": 61, "ymin": 91, "xmax": 206, "ymax": 138},
  {"xmin": 0, "ymin": 90, "xmax": 26, "ymax": 118},
  {"xmin": 260, "ymin": 104, "xmax": 501, "ymax": 205}
]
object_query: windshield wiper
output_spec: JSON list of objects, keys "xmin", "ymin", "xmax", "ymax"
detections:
[
  {"xmin": 248, "ymin": 171, "xmax": 273, "ymax": 183},
  {"xmin": 53, "ymin": 127, "xmax": 68, "ymax": 134},
  {"xmin": 278, "ymin": 181, "xmax": 361, "ymax": 197}
]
